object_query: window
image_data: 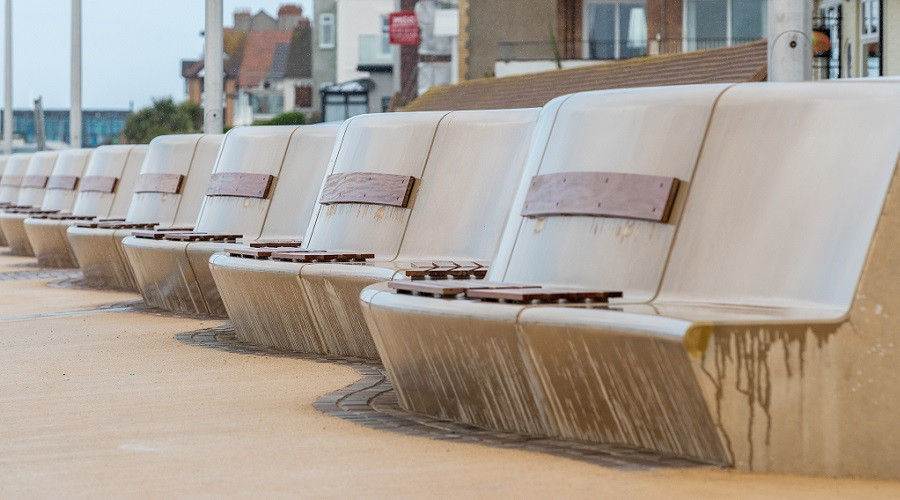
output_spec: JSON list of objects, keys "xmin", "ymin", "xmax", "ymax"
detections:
[
  {"xmin": 860, "ymin": 0, "xmax": 881, "ymax": 77},
  {"xmin": 683, "ymin": 0, "xmax": 766, "ymax": 51},
  {"xmin": 815, "ymin": 3, "xmax": 841, "ymax": 80},
  {"xmin": 319, "ymin": 13, "xmax": 335, "ymax": 49},
  {"xmin": 583, "ymin": 0, "xmax": 647, "ymax": 60},
  {"xmin": 323, "ymin": 93, "xmax": 369, "ymax": 122},
  {"xmin": 295, "ymin": 85, "xmax": 313, "ymax": 108},
  {"xmin": 381, "ymin": 15, "xmax": 391, "ymax": 56}
]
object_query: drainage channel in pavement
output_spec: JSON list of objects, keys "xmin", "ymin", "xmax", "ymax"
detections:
[{"xmin": 177, "ymin": 324, "xmax": 719, "ymax": 471}]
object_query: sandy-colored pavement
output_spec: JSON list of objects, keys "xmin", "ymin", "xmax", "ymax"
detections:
[{"xmin": 0, "ymin": 266, "xmax": 898, "ymax": 498}]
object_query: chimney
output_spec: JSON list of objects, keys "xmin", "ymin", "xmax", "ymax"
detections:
[
  {"xmin": 233, "ymin": 9, "xmax": 251, "ymax": 31},
  {"xmin": 277, "ymin": 4, "xmax": 304, "ymax": 31}
]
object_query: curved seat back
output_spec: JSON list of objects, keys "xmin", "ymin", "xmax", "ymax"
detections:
[
  {"xmin": 71, "ymin": 145, "xmax": 138, "ymax": 217},
  {"xmin": 302, "ymin": 112, "xmax": 450, "ymax": 259},
  {"xmin": 0, "ymin": 154, "xmax": 34, "ymax": 204},
  {"xmin": 395, "ymin": 108, "xmax": 539, "ymax": 262},
  {"xmin": 40, "ymin": 149, "xmax": 93, "ymax": 212},
  {"xmin": 125, "ymin": 134, "xmax": 204, "ymax": 225},
  {"xmin": 257, "ymin": 124, "xmax": 341, "ymax": 240},
  {"xmin": 169, "ymin": 134, "xmax": 225, "ymax": 228},
  {"xmin": 194, "ymin": 125, "xmax": 300, "ymax": 238},
  {"xmin": 658, "ymin": 82, "xmax": 900, "ymax": 313},
  {"xmin": 490, "ymin": 85, "xmax": 730, "ymax": 301},
  {"xmin": 15, "ymin": 151, "xmax": 60, "ymax": 208}
]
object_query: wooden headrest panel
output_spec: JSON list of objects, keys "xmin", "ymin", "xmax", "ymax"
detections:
[
  {"xmin": 0, "ymin": 175, "xmax": 22, "ymax": 187},
  {"xmin": 21, "ymin": 175, "xmax": 49, "ymax": 188},
  {"xmin": 206, "ymin": 172, "xmax": 274, "ymax": 198},
  {"xmin": 134, "ymin": 173, "xmax": 185, "ymax": 194},
  {"xmin": 318, "ymin": 172, "xmax": 415, "ymax": 208},
  {"xmin": 80, "ymin": 175, "xmax": 118, "ymax": 193},
  {"xmin": 47, "ymin": 175, "xmax": 79, "ymax": 190},
  {"xmin": 521, "ymin": 172, "xmax": 680, "ymax": 223}
]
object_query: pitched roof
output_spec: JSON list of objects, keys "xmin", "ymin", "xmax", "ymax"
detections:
[
  {"xmin": 268, "ymin": 43, "xmax": 291, "ymax": 80},
  {"xmin": 403, "ymin": 40, "xmax": 768, "ymax": 112},
  {"xmin": 238, "ymin": 30, "xmax": 293, "ymax": 87}
]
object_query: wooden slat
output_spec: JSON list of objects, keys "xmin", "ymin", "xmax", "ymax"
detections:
[
  {"xmin": 21, "ymin": 175, "xmax": 49, "ymax": 188},
  {"xmin": 132, "ymin": 230, "xmax": 195, "ymax": 240},
  {"xmin": 134, "ymin": 173, "xmax": 184, "ymax": 194},
  {"xmin": 0, "ymin": 175, "xmax": 22, "ymax": 187},
  {"xmin": 96, "ymin": 221, "xmax": 157, "ymax": 229},
  {"xmin": 47, "ymin": 214, "xmax": 94, "ymax": 220},
  {"xmin": 247, "ymin": 240, "xmax": 303, "ymax": 248},
  {"xmin": 466, "ymin": 287, "xmax": 623, "ymax": 303},
  {"xmin": 80, "ymin": 175, "xmax": 118, "ymax": 193},
  {"xmin": 319, "ymin": 172, "xmax": 415, "ymax": 208},
  {"xmin": 163, "ymin": 232, "xmax": 242, "ymax": 242},
  {"xmin": 226, "ymin": 247, "xmax": 280, "ymax": 259},
  {"xmin": 521, "ymin": 172, "xmax": 680, "ymax": 223},
  {"xmin": 389, "ymin": 280, "xmax": 528, "ymax": 297},
  {"xmin": 270, "ymin": 251, "xmax": 374, "ymax": 263},
  {"xmin": 206, "ymin": 172, "xmax": 274, "ymax": 198},
  {"xmin": 46, "ymin": 175, "xmax": 79, "ymax": 190}
]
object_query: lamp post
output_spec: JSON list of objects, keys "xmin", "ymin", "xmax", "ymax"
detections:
[
  {"xmin": 71, "ymin": 0, "xmax": 82, "ymax": 148},
  {"xmin": 768, "ymin": 0, "xmax": 812, "ymax": 81},
  {"xmin": 4, "ymin": 0, "xmax": 11, "ymax": 154},
  {"xmin": 204, "ymin": 0, "xmax": 223, "ymax": 134}
]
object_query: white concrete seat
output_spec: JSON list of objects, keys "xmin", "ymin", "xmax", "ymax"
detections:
[
  {"xmin": 0, "ymin": 153, "xmax": 33, "ymax": 246},
  {"xmin": 24, "ymin": 145, "xmax": 147, "ymax": 267},
  {"xmin": 364, "ymin": 81, "xmax": 900, "ymax": 479},
  {"xmin": 361, "ymin": 84, "xmax": 729, "ymax": 438},
  {"xmin": 66, "ymin": 134, "xmax": 223, "ymax": 290},
  {"xmin": 209, "ymin": 109, "xmax": 539, "ymax": 358},
  {"xmin": 122, "ymin": 124, "xmax": 339, "ymax": 315},
  {"xmin": 0, "ymin": 151, "xmax": 61, "ymax": 255}
]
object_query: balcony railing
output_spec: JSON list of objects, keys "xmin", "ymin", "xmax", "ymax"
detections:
[
  {"xmin": 358, "ymin": 34, "xmax": 393, "ymax": 69},
  {"xmin": 498, "ymin": 38, "xmax": 764, "ymax": 62}
]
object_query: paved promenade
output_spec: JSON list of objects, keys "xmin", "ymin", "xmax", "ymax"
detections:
[{"xmin": 0, "ymin": 255, "xmax": 898, "ymax": 497}]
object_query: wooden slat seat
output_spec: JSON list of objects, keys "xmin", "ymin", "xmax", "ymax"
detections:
[
  {"xmin": 94, "ymin": 221, "xmax": 158, "ymax": 229},
  {"xmin": 403, "ymin": 261, "xmax": 489, "ymax": 279},
  {"xmin": 388, "ymin": 280, "xmax": 530, "ymax": 298},
  {"xmin": 132, "ymin": 229, "xmax": 196, "ymax": 240},
  {"xmin": 269, "ymin": 251, "xmax": 375, "ymax": 263},
  {"xmin": 247, "ymin": 240, "xmax": 303, "ymax": 248},
  {"xmin": 466, "ymin": 287, "xmax": 622, "ymax": 303},
  {"xmin": 162, "ymin": 232, "xmax": 242, "ymax": 242},
  {"xmin": 46, "ymin": 214, "xmax": 95, "ymax": 220}
]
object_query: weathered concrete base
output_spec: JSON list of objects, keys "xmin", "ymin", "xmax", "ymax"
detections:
[
  {"xmin": 361, "ymin": 283, "xmax": 550, "ymax": 435},
  {"xmin": 122, "ymin": 237, "xmax": 203, "ymax": 314},
  {"xmin": 24, "ymin": 218, "xmax": 78, "ymax": 267},
  {"xmin": 0, "ymin": 213, "xmax": 34, "ymax": 256},
  {"xmin": 211, "ymin": 255, "xmax": 397, "ymax": 359},
  {"xmin": 67, "ymin": 226, "xmax": 137, "ymax": 290}
]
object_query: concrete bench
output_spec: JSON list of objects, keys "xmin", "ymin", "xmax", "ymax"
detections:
[
  {"xmin": 0, "ymin": 151, "xmax": 61, "ymax": 255},
  {"xmin": 363, "ymin": 81, "xmax": 900, "ymax": 479},
  {"xmin": 361, "ymin": 84, "xmax": 729, "ymax": 438},
  {"xmin": 66, "ymin": 134, "xmax": 223, "ymax": 290},
  {"xmin": 24, "ymin": 145, "xmax": 147, "ymax": 268},
  {"xmin": 0, "ymin": 153, "xmax": 33, "ymax": 245},
  {"xmin": 122, "ymin": 124, "xmax": 339, "ymax": 316},
  {"xmin": 209, "ymin": 109, "xmax": 537, "ymax": 358}
]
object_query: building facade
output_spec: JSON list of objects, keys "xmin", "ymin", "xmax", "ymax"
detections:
[{"xmin": 2, "ymin": 109, "xmax": 129, "ymax": 148}]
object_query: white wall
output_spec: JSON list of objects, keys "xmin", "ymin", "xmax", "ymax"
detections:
[{"xmin": 336, "ymin": 0, "xmax": 394, "ymax": 83}]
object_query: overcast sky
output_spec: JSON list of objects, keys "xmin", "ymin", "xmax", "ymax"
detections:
[{"xmin": 3, "ymin": 1, "xmax": 313, "ymax": 110}]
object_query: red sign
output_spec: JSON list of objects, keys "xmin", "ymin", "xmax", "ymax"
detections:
[{"xmin": 389, "ymin": 12, "xmax": 419, "ymax": 45}]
